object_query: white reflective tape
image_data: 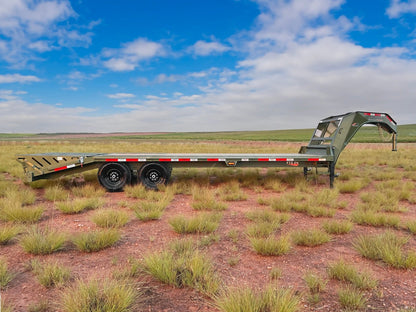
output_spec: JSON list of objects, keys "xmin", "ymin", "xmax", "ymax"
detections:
[
  {"xmin": 287, "ymin": 158, "xmax": 294, "ymax": 161},
  {"xmin": 171, "ymin": 158, "xmax": 179, "ymax": 162},
  {"xmin": 241, "ymin": 158, "xmax": 249, "ymax": 161},
  {"xmin": 190, "ymin": 158, "xmax": 198, "ymax": 162},
  {"xmin": 138, "ymin": 158, "xmax": 146, "ymax": 162},
  {"xmin": 67, "ymin": 164, "xmax": 76, "ymax": 169},
  {"xmin": 219, "ymin": 158, "xmax": 226, "ymax": 161},
  {"xmin": 118, "ymin": 159, "xmax": 126, "ymax": 162},
  {"xmin": 319, "ymin": 158, "xmax": 326, "ymax": 161},
  {"xmin": 269, "ymin": 158, "xmax": 276, "ymax": 161}
]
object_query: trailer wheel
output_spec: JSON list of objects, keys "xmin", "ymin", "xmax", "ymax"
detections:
[
  {"xmin": 98, "ymin": 163, "xmax": 131, "ymax": 192},
  {"xmin": 139, "ymin": 163, "xmax": 169, "ymax": 189}
]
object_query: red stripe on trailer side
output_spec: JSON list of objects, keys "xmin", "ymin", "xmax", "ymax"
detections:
[
  {"xmin": 54, "ymin": 166, "xmax": 67, "ymax": 172},
  {"xmin": 105, "ymin": 159, "xmax": 118, "ymax": 162},
  {"xmin": 125, "ymin": 158, "xmax": 138, "ymax": 162},
  {"xmin": 257, "ymin": 158, "xmax": 269, "ymax": 161},
  {"xmin": 308, "ymin": 158, "xmax": 320, "ymax": 161},
  {"xmin": 207, "ymin": 158, "xmax": 218, "ymax": 162},
  {"xmin": 276, "ymin": 158, "xmax": 287, "ymax": 161},
  {"xmin": 179, "ymin": 158, "xmax": 191, "ymax": 162},
  {"xmin": 159, "ymin": 158, "xmax": 171, "ymax": 162}
]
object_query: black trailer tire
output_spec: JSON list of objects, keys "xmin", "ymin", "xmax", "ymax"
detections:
[
  {"xmin": 139, "ymin": 163, "xmax": 169, "ymax": 189},
  {"xmin": 98, "ymin": 162, "xmax": 131, "ymax": 192}
]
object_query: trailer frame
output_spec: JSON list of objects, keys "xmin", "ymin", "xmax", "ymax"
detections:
[{"xmin": 16, "ymin": 111, "xmax": 398, "ymax": 191}]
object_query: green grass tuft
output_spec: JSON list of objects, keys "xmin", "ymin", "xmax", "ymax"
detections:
[
  {"xmin": 303, "ymin": 271, "xmax": 327, "ymax": 294},
  {"xmin": 350, "ymin": 209, "xmax": 400, "ymax": 227},
  {"xmin": 71, "ymin": 184, "xmax": 106, "ymax": 198},
  {"xmin": 44, "ymin": 185, "xmax": 69, "ymax": 201},
  {"xmin": 61, "ymin": 278, "xmax": 137, "ymax": 312},
  {"xmin": 0, "ymin": 199, "xmax": 44, "ymax": 223},
  {"xmin": 249, "ymin": 235, "xmax": 291, "ymax": 256},
  {"xmin": 353, "ymin": 231, "xmax": 416, "ymax": 269},
  {"xmin": 31, "ymin": 259, "xmax": 71, "ymax": 288},
  {"xmin": 91, "ymin": 209, "xmax": 129, "ymax": 228},
  {"xmin": 20, "ymin": 226, "xmax": 67, "ymax": 255},
  {"xmin": 133, "ymin": 200, "xmax": 169, "ymax": 221},
  {"xmin": 56, "ymin": 198, "xmax": 102, "ymax": 214},
  {"xmin": 0, "ymin": 224, "xmax": 22, "ymax": 244},
  {"xmin": 338, "ymin": 285, "xmax": 366, "ymax": 310},
  {"xmin": 215, "ymin": 286, "xmax": 299, "ymax": 312},
  {"xmin": 72, "ymin": 229, "xmax": 121, "ymax": 252},
  {"xmin": 143, "ymin": 239, "xmax": 221, "ymax": 295},
  {"xmin": 327, "ymin": 259, "xmax": 377, "ymax": 290},
  {"xmin": 0, "ymin": 258, "xmax": 14, "ymax": 290},
  {"xmin": 291, "ymin": 228, "xmax": 331, "ymax": 247},
  {"xmin": 322, "ymin": 220, "xmax": 353, "ymax": 235},
  {"xmin": 169, "ymin": 213, "xmax": 222, "ymax": 234}
]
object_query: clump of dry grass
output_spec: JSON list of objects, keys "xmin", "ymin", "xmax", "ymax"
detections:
[
  {"xmin": 91, "ymin": 209, "xmax": 129, "ymax": 228},
  {"xmin": 56, "ymin": 198, "xmax": 102, "ymax": 214},
  {"xmin": 72, "ymin": 229, "xmax": 121, "ymax": 252},
  {"xmin": 291, "ymin": 228, "xmax": 331, "ymax": 247}
]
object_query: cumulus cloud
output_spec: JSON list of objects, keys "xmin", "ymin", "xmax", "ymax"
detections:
[
  {"xmin": 189, "ymin": 39, "xmax": 230, "ymax": 56},
  {"xmin": 0, "ymin": 0, "xmax": 95, "ymax": 66},
  {"xmin": 102, "ymin": 38, "xmax": 166, "ymax": 71},
  {"xmin": 0, "ymin": 74, "xmax": 41, "ymax": 83},
  {"xmin": 107, "ymin": 93, "xmax": 135, "ymax": 99},
  {"xmin": 386, "ymin": 0, "xmax": 416, "ymax": 18}
]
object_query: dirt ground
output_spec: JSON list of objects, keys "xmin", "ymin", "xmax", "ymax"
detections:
[{"xmin": 2, "ymin": 144, "xmax": 416, "ymax": 312}]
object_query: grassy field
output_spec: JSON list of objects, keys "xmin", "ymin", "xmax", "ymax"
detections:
[
  {"xmin": 1, "ymin": 135, "xmax": 416, "ymax": 311},
  {"xmin": 1, "ymin": 123, "xmax": 415, "ymax": 142}
]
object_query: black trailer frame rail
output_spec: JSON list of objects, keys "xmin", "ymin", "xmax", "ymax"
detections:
[{"xmin": 16, "ymin": 111, "xmax": 397, "ymax": 191}]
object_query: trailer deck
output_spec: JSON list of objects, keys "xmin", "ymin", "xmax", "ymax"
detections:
[{"xmin": 16, "ymin": 111, "xmax": 397, "ymax": 191}]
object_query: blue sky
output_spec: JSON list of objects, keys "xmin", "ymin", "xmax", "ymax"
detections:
[{"xmin": 1, "ymin": 0, "xmax": 416, "ymax": 133}]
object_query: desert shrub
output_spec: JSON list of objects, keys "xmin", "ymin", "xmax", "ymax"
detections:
[
  {"xmin": 353, "ymin": 231, "xmax": 416, "ymax": 269},
  {"xmin": 306, "ymin": 206, "xmax": 336, "ymax": 218},
  {"xmin": 322, "ymin": 220, "xmax": 353, "ymax": 234},
  {"xmin": 338, "ymin": 286, "xmax": 366, "ymax": 310},
  {"xmin": 270, "ymin": 191, "xmax": 307, "ymax": 212},
  {"xmin": 169, "ymin": 213, "xmax": 222, "ymax": 234},
  {"xmin": 143, "ymin": 239, "xmax": 220, "ymax": 295},
  {"xmin": 56, "ymin": 198, "xmax": 102, "ymax": 214},
  {"xmin": 124, "ymin": 184, "xmax": 147, "ymax": 199},
  {"xmin": 44, "ymin": 185, "xmax": 69, "ymax": 201},
  {"xmin": 92, "ymin": 209, "xmax": 129, "ymax": 228},
  {"xmin": 291, "ymin": 229, "xmax": 331, "ymax": 247},
  {"xmin": 72, "ymin": 229, "xmax": 120, "ymax": 252},
  {"xmin": 0, "ymin": 258, "xmax": 14, "ymax": 290},
  {"xmin": 0, "ymin": 224, "xmax": 22, "ymax": 244},
  {"xmin": 215, "ymin": 286, "xmax": 299, "ymax": 312},
  {"xmin": 61, "ymin": 278, "xmax": 137, "ymax": 312},
  {"xmin": 20, "ymin": 226, "xmax": 67, "ymax": 255},
  {"xmin": 249, "ymin": 235, "xmax": 291, "ymax": 256},
  {"xmin": 327, "ymin": 259, "xmax": 377, "ymax": 290},
  {"xmin": 31, "ymin": 259, "xmax": 71, "ymax": 288}
]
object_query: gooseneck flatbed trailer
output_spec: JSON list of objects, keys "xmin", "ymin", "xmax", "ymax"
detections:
[{"xmin": 16, "ymin": 111, "xmax": 397, "ymax": 191}]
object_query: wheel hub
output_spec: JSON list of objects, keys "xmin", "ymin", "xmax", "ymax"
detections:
[
  {"xmin": 109, "ymin": 170, "xmax": 120, "ymax": 182},
  {"xmin": 148, "ymin": 170, "xmax": 160, "ymax": 183}
]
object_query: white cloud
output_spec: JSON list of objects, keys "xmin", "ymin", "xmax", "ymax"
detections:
[
  {"xmin": 189, "ymin": 39, "xmax": 230, "ymax": 56},
  {"xmin": 387, "ymin": 0, "xmax": 416, "ymax": 18},
  {"xmin": 0, "ymin": 0, "xmax": 95, "ymax": 65},
  {"xmin": 107, "ymin": 93, "xmax": 135, "ymax": 99},
  {"xmin": 0, "ymin": 74, "xmax": 41, "ymax": 83},
  {"xmin": 102, "ymin": 38, "xmax": 165, "ymax": 72}
]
